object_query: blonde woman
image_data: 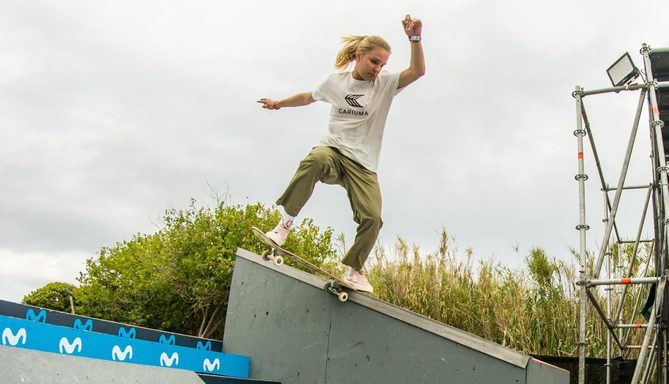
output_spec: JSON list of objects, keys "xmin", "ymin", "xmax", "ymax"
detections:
[{"xmin": 257, "ymin": 15, "xmax": 425, "ymax": 292}]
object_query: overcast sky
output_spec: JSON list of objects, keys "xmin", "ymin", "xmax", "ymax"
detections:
[{"xmin": 2, "ymin": 0, "xmax": 668, "ymax": 302}]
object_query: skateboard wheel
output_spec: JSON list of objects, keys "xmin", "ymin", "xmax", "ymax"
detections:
[
  {"xmin": 273, "ymin": 256, "xmax": 284, "ymax": 266},
  {"xmin": 261, "ymin": 250, "xmax": 271, "ymax": 259},
  {"xmin": 338, "ymin": 292, "xmax": 348, "ymax": 302}
]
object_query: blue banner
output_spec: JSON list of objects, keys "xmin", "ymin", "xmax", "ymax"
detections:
[{"xmin": 0, "ymin": 315, "xmax": 249, "ymax": 378}]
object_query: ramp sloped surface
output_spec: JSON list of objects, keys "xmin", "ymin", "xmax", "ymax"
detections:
[{"xmin": 223, "ymin": 248, "xmax": 569, "ymax": 384}]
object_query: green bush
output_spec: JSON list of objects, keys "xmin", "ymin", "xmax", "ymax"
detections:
[
  {"xmin": 23, "ymin": 282, "xmax": 77, "ymax": 313},
  {"xmin": 71, "ymin": 200, "xmax": 335, "ymax": 339}
]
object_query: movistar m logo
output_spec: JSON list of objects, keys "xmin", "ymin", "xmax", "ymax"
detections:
[
  {"xmin": 197, "ymin": 341, "xmax": 212, "ymax": 351},
  {"xmin": 202, "ymin": 358, "xmax": 220, "ymax": 372},
  {"xmin": 25, "ymin": 309, "xmax": 46, "ymax": 323},
  {"xmin": 59, "ymin": 337, "xmax": 82, "ymax": 354},
  {"xmin": 159, "ymin": 334, "xmax": 175, "ymax": 345},
  {"xmin": 160, "ymin": 352, "xmax": 179, "ymax": 367},
  {"xmin": 117, "ymin": 327, "xmax": 136, "ymax": 339},
  {"xmin": 73, "ymin": 319, "xmax": 93, "ymax": 332},
  {"xmin": 112, "ymin": 345, "xmax": 133, "ymax": 361},
  {"xmin": 345, "ymin": 94, "xmax": 364, "ymax": 108},
  {"xmin": 2, "ymin": 328, "xmax": 27, "ymax": 346}
]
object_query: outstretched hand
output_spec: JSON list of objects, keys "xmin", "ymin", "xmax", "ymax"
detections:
[
  {"xmin": 402, "ymin": 14, "xmax": 422, "ymax": 36},
  {"xmin": 257, "ymin": 98, "xmax": 281, "ymax": 110}
]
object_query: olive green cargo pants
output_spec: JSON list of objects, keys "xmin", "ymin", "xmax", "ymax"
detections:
[{"xmin": 276, "ymin": 146, "xmax": 382, "ymax": 270}]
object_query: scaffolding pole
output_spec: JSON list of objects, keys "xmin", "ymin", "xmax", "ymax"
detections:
[
  {"xmin": 631, "ymin": 277, "xmax": 666, "ymax": 384},
  {"xmin": 592, "ymin": 89, "xmax": 647, "ymax": 279},
  {"xmin": 574, "ymin": 43, "xmax": 669, "ymax": 384},
  {"xmin": 574, "ymin": 85, "xmax": 588, "ymax": 384},
  {"xmin": 614, "ymin": 186, "xmax": 653, "ymax": 324}
]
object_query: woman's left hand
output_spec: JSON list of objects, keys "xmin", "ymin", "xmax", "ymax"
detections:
[{"xmin": 402, "ymin": 15, "xmax": 422, "ymax": 37}]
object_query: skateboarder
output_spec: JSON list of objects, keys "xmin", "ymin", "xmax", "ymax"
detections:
[{"xmin": 257, "ymin": 15, "xmax": 425, "ymax": 293}]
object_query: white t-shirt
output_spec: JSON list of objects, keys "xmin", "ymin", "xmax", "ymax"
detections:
[{"xmin": 312, "ymin": 71, "xmax": 403, "ymax": 172}]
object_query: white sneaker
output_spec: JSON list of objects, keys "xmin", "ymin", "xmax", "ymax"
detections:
[
  {"xmin": 265, "ymin": 217, "xmax": 293, "ymax": 246},
  {"xmin": 344, "ymin": 268, "xmax": 373, "ymax": 293}
]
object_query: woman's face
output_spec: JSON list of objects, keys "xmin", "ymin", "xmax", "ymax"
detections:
[{"xmin": 354, "ymin": 47, "xmax": 389, "ymax": 81}]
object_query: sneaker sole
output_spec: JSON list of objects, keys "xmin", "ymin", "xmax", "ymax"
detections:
[{"xmin": 344, "ymin": 280, "xmax": 374, "ymax": 293}]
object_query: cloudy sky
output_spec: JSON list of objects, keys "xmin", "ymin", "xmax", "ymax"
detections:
[{"xmin": 2, "ymin": 0, "xmax": 668, "ymax": 302}]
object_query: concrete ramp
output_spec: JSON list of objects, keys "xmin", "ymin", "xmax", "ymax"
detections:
[{"xmin": 224, "ymin": 248, "xmax": 569, "ymax": 384}]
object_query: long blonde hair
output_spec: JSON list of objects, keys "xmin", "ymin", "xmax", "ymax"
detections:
[{"xmin": 334, "ymin": 35, "xmax": 391, "ymax": 69}]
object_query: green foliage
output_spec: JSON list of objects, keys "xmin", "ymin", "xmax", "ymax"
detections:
[
  {"xmin": 22, "ymin": 282, "xmax": 77, "ymax": 313},
  {"xmin": 526, "ymin": 247, "xmax": 556, "ymax": 287},
  {"xmin": 367, "ymin": 230, "xmax": 650, "ymax": 357},
  {"xmin": 72, "ymin": 200, "xmax": 336, "ymax": 339},
  {"xmin": 23, "ymin": 199, "xmax": 654, "ymax": 359}
]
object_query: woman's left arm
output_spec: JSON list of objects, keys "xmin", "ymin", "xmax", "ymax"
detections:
[{"xmin": 398, "ymin": 15, "xmax": 425, "ymax": 89}]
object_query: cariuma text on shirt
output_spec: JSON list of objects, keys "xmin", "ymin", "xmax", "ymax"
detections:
[{"xmin": 337, "ymin": 108, "xmax": 369, "ymax": 116}]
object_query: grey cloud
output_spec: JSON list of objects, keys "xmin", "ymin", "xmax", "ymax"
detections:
[{"xmin": 1, "ymin": 0, "xmax": 668, "ymax": 302}]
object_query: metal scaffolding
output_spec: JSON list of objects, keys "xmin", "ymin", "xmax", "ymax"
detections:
[{"xmin": 574, "ymin": 44, "xmax": 669, "ymax": 384}]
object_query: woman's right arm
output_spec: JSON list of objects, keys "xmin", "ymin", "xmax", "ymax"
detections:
[{"xmin": 257, "ymin": 92, "xmax": 315, "ymax": 110}]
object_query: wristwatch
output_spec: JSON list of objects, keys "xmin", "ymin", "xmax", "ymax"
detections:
[{"xmin": 409, "ymin": 35, "xmax": 421, "ymax": 42}]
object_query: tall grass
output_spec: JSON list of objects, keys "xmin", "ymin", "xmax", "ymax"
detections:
[{"xmin": 333, "ymin": 229, "xmax": 652, "ymax": 357}]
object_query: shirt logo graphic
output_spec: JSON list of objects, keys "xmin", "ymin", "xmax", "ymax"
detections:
[{"xmin": 345, "ymin": 94, "xmax": 364, "ymax": 108}]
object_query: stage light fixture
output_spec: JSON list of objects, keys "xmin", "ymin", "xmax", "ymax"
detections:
[{"xmin": 607, "ymin": 52, "xmax": 640, "ymax": 87}]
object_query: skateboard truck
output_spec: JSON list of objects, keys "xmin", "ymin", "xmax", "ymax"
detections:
[
  {"xmin": 325, "ymin": 282, "xmax": 349, "ymax": 302},
  {"xmin": 261, "ymin": 249, "xmax": 285, "ymax": 266}
]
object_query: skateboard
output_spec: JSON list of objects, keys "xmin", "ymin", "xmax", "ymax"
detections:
[{"xmin": 251, "ymin": 227, "xmax": 357, "ymax": 302}]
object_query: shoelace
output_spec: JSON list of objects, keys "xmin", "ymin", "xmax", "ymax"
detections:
[
  {"xmin": 349, "ymin": 269, "xmax": 366, "ymax": 282},
  {"xmin": 281, "ymin": 218, "xmax": 293, "ymax": 230}
]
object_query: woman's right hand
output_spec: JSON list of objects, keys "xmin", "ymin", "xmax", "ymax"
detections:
[{"xmin": 257, "ymin": 98, "xmax": 281, "ymax": 110}]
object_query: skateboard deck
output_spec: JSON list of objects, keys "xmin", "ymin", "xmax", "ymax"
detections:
[{"xmin": 251, "ymin": 226, "xmax": 357, "ymax": 302}]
